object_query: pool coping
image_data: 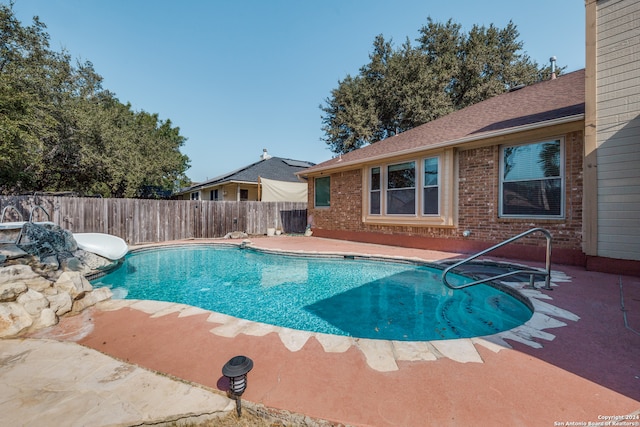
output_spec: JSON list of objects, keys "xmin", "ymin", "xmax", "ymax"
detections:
[{"xmin": 99, "ymin": 239, "xmax": 582, "ymax": 372}]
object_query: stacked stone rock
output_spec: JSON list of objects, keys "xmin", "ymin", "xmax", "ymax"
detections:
[{"xmin": 0, "ymin": 223, "xmax": 118, "ymax": 338}]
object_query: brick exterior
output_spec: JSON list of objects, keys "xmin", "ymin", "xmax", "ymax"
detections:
[
  {"xmin": 309, "ymin": 131, "xmax": 586, "ymax": 266},
  {"xmin": 457, "ymin": 131, "xmax": 584, "ymax": 250}
]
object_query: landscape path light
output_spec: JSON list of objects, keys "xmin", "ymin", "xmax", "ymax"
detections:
[{"xmin": 222, "ymin": 355, "xmax": 254, "ymax": 416}]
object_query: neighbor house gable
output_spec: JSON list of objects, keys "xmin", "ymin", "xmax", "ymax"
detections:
[{"xmin": 176, "ymin": 156, "xmax": 315, "ymax": 201}]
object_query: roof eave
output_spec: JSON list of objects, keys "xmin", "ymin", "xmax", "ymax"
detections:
[
  {"xmin": 198, "ymin": 179, "xmax": 258, "ymax": 187},
  {"xmin": 299, "ymin": 114, "xmax": 585, "ymax": 176}
]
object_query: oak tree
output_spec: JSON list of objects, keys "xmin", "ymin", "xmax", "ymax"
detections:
[
  {"xmin": 0, "ymin": 4, "xmax": 190, "ymax": 197},
  {"xmin": 321, "ymin": 17, "xmax": 558, "ymax": 154}
]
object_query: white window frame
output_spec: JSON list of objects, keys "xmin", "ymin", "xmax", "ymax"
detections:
[
  {"xmin": 422, "ymin": 156, "xmax": 440, "ymax": 216},
  {"xmin": 363, "ymin": 149, "xmax": 454, "ymax": 227},
  {"xmin": 499, "ymin": 138, "xmax": 565, "ymax": 219},
  {"xmin": 369, "ymin": 167, "xmax": 382, "ymax": 215},
  {"xmin": 385, "ymin": 161, "xmax": 416, "ymax": 216}
]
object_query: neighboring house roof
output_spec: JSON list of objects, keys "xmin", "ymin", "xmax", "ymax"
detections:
[
  {"xmin": 304, "ymin": 69, "xmax": 585, "ymax": 174},
  {"xmin": 181, "ymin": 157, "xmax": 315, "ymax": 193}
]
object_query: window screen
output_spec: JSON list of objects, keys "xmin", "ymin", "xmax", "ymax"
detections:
[
  {"xmin": 370, "ymin": 167, "xmax": 381, "ymax": 214},
  {"xmin": 315, "ymin": 176, "xmax": 330, "ymax": 207},
  {"xmin": 386, "ymin": 162, "xmax": 415, "ymax": 215},
  {"xmin": 423, "ymin": 157, "xmax": 439, "ymax": 215}
]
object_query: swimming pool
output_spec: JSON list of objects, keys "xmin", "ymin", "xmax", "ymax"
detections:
[{"xmin": 92, "ymin": 245, "xmax": 533, "ymax": 341}]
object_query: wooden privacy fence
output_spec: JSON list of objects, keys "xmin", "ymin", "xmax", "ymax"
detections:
[{"xmin": 0, "ymin": 196, "xmax": 308, "ymax": 245}]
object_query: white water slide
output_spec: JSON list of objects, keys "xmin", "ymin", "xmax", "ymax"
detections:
[
  {"xmin": 1, "ymin": 205, "xmax": 128, "ymax": 260},
  {"xmin": 73, "ymin": 233, "xmax": 128, "ymax": 260}
]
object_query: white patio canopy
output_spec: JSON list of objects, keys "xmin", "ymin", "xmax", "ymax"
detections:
[{"xmin": 259, "ymin": 177, "xmax": 307, "ymax": 202}]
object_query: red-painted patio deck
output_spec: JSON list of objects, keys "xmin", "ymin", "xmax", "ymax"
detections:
[{"xmin": 37, "ymin": 236, "xmax": 640, "ymax": 426}]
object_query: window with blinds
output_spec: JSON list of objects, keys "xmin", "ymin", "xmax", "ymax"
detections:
[{"xmin": 500, "ymin": 139, "xmax": 564, "ymax": 217}]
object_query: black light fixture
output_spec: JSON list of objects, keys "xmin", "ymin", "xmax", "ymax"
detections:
[{"xmin": 222, "ymin": 355, "xmax": 254, "ymax": 416}]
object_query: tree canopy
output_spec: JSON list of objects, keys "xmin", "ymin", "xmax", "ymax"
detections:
[
  {"xmin": 0, "ymin": 4, "xmax": 190, "ymax": 197},
  {"xmin": 321, "ymin": 18, "xmax": 561, "ymax": 154}
]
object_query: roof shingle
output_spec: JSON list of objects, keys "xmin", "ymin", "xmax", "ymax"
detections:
[
  {"xmin": 186, "ymin": 157, "xmax": 315, "ymax": 192},
  {"xmin": 305, "ymin": 69, "xmax": 585, "ymax": 173}
]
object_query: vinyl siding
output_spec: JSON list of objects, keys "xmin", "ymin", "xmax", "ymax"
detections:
[{"xmin": 596, "ymin": 0, "xmax": 640, "ymax": 260}]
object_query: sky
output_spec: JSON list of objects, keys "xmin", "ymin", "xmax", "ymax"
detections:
[{"xmin": 9, "ymin": 0, "xmax": 586, "ymax": 183}]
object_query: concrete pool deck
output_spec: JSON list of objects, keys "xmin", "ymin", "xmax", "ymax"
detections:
[{"xmin": 4, "ymin": 236, "xmax": 640, "ymax": 426}]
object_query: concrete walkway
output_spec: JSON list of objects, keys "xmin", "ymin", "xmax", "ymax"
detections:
[{"xmin": 0, "ymin": 338, "xmax": 234, "ymax": 427}]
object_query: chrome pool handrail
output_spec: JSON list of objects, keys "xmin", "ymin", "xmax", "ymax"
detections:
[{"xmin": 442, "ymin": 228, "xmax": 553, "ymax": 291}]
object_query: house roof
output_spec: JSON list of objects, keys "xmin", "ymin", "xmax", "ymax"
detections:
[
  {"xmin": 303, "ymin": 69, "xmax": 585, "ymax": 175},
  {"xmin": 182, "ymin": 157, "xmax": 315, "ymax": 192}
]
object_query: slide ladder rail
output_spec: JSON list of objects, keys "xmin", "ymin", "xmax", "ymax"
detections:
[
  {"xmin": 1, "ymin": 205, "xmax": 24, "ymax": 223},
  {"xmin": 15, "ymin": 205, "xmax": 52, "ymax": 245},
  {"xmin": 442, "ymin": 228, "xmax": 553, "ymax": 291},
  {"xmin": 28, "ymin": 205, "xmax": 50, "ymax": 222}
]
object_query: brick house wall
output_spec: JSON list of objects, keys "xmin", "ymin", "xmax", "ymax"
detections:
[
  {"xmin": 308, "ymin": 130, "xmax": 585, "ymax": 266},
  {"xmin": 457, "ymin": 131, "xmax": 584, "ymax": 250}
]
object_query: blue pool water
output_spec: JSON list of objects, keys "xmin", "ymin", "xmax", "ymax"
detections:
[{"xmin": 92, "ymin": 245, "xmax": 533, "ymax": 341}]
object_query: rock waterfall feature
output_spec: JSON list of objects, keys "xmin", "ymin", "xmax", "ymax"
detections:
[{"xmin": 0, "ymin": 223, "xmax": 121, "ymax": 337}]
